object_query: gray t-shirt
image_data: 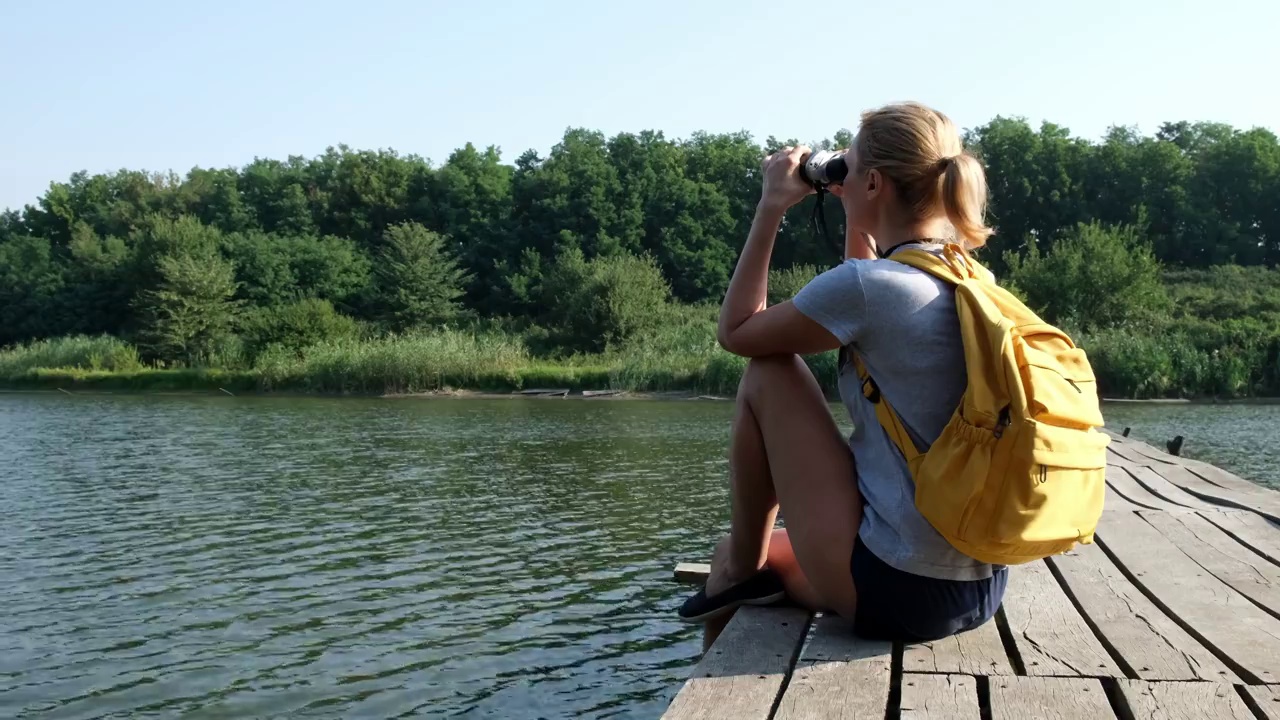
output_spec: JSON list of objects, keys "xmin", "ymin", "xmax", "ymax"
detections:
[{"xmin": 793, "ymin": 243, "xmax": 994, "ymax": 581}]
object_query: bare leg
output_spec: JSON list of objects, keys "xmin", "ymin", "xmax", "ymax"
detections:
[{"xmin": 703, "ymin": 356, "xmax": 862, "ymax": 647}]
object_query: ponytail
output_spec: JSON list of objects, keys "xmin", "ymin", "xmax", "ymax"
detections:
[
  {"xmin": 854, "ymin": 102, "xmax": 995, "ymax": 251},
  {"xmin": 940, "ymin": 154, "xmax": 994, "ymax": 250}
]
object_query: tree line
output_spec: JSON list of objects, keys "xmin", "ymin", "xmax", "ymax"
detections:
[{"xmin": 1, "ymin": 116, "xmax": 1277, "ymax": 365}]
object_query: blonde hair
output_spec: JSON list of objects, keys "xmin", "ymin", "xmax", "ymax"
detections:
[{"xmin": 854, "ymin": 102, "xmax": 994, "ymax": 249}]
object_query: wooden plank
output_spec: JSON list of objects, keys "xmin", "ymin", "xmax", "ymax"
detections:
[
  {"xmin": 1153, "ymin": 464, "xmax": 1269, "ymax": 512},
  {"xmin": 1105, "ymin": 465, "xmax": 1192, "ymax": 513},
  {"xmin": 1186, "ymin": 459, "xmax": 1266, "ymax": 494},
  {"xmin": 1047, "ymin": 542, "xmax": 1237, "ymax": 682},
  {"xmin": 1124, "ymin": 465, "xmax": 1226, "ymax": 512},
  {"xmin": 988, "ymin": 677, "xmax": 1114, "ymax": 720},
  {"xmin": 1000, "ymin": 560, "xmax": 1123, "ymax": 677},
  {"xmin": 1104, "ymin": 485, "xmax": 1146, "ymax": 514},
  {"xmin": 1116, "ymin": 680, "xmax": 1254, "ymax": 720},
  {"xmin": 1245, "ymin": 685, "xmax": 1280, "ymax": 720},
  {"xmin": 674, "ymin": 562, "xmax": 710, "ymax": 584},
  {"xmin": 1128, "ymin": 443, "xmax": 1185, "ymax": 466},
  {"xmin": 902, "ymin": 619, "xmax": 1014, "ymax": 676},
  {"xmin": 1108, "ymin": 441, "xmax": 1167, "ymax": 467},
  {"xmin": 1106, "ymin": 451, "xmax": 1139, "ymax": 468},
  {"xmin": 661, "ymin": 606, "xmax": 810, "ymax": 720},
  {"xmin": 773, "ymin": 614, "xmax": 892, "ymax": 720},
  {"xmin": 1141, "ymin": 511, "xmax": 1280, "ymax": 617},
  {"xmin": 1201, "ymin": 511, "xmax": 1280, "ymax": 566},
  {"xmin": 900, "ymin": 674, "xmax": 980, "ymax": 720},
  {"xmin": 1096, "ymin": 510, "xmax": 1280, "ymax": 684},
  {"xmin": 1157, "ymin": 464, "xmax": 1280, "ymax": 523}
]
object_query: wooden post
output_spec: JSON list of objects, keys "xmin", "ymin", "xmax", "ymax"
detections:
[{"xmin": 1122, "ymin": 427, "xmax": 1131, "ymax": 438}]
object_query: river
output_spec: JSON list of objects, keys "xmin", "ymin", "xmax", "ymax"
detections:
[{"xmin": 2, "ymin": 394, "xmax": 1276, "ymax": 718}]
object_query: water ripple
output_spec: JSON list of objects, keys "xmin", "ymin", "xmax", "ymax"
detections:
[{"xmin": 0, "ymin": 395, "xmax": 739, "ymax": 718}]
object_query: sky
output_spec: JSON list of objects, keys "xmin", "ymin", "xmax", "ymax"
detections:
[{"xmin": 2, "ymin": 0, "xmax": 1277, "ymax": 212}]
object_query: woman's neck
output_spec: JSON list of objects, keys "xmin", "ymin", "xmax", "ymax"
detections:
[{"xmin": 872, "ymin": 217, "xmax": 952, "ymax": 255}]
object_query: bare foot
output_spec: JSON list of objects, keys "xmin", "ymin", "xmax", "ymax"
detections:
[{"xmin": 705, "ymin": 535, "xmax": 762, "ymax": 597}]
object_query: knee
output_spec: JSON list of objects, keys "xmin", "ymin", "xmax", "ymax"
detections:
[{"xmin": 739, "ymin": 355, "xmax": 805, "ymax": 399}]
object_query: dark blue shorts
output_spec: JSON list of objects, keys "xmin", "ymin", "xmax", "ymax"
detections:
[{"xmin": 850, "ymin": 536, "xmax": 1008, "ymax": 642}]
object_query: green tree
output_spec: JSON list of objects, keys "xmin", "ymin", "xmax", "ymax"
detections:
[
  {"xmin": 61, "ymin": 222, "xmax": 132, "ymax": 336},
  {"xmin": 424, "ymin": 144, "xmax": 514, "ymax": 313},
  {"xmin": 136, "ymin": 246, "xmax": 241, "ymax": 364},
  {"xmin": 0, "ymin": 235, "xmax": 67, "ymax": 344},
  {"xmin": 374, "ymin": 222, "xmax": 470, "ymax": 330},
  {"xmin": 1004, "ymin": 221, "xmax": 1168, "ymax": 330}
]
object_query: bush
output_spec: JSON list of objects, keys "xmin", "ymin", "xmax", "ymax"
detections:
[
  {"xmin": 1004, "ymin": 221, "xmax": 1169, "ymax": 330},
  {"xmin": 0, "ymin": 335, "xmax": 143, "ymax": 379},
  {"xmin": 768, "ymin": 264, "xmax": 822, "ymax": 306},
  {"xmin": 240, "ymin": 298, "xmax": 362, "ymax": 359},
  {"xmin": 540, "ymin": 248, "xmax": 671, "ymax": 353}
]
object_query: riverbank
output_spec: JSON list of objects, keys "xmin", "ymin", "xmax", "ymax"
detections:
[{"xmin": 2, "ymin": 330, "xmax": 1278, "ymax": 401}]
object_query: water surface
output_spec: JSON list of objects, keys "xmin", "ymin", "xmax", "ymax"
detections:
[{"xmin": 1, "ymin": 394, "xmax": 1275, "ymax": 718}]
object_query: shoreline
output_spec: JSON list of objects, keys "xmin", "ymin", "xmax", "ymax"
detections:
[{"xmin": 4, "ymin": 383, "xmax": 1278, "ymax": 405}]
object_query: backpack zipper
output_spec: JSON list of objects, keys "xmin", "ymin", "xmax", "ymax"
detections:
[{"xmin": 993, "ymin": 407, "xmax": 1011, "ymax": 439}]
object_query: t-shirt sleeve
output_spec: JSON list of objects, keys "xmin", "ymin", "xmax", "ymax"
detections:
[{"xmin": 791, "ymin": 260, "xmax": 868, "ymax": 346}]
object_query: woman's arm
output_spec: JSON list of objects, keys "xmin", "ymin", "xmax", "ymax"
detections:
[{"xmin": 717, "ymin": 147, "xmax": 843, "ymax": 358}]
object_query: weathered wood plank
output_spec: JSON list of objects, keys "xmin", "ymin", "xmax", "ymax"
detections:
[
  {"xmin": 661, "ymin": 607, "xmax": 810, "ymax": 720},
  {"xmin": 1141, "ymin": 511, "xmax": 1280, "ymax": 617},
  {"xmin": 1107, "ymin": 441, "xmax": 1167, "ymax": 467},
  {"xmin": 773, "ymin": 614, "xmax": 892, "ymax": 720},
  {"xmin": 1103, "ymin": 486, "xmax": 1146, "ymax": 514},
  {"xmin": 1047, "ymin": 542, "xmax": 1237, "ymax": 682},
  {"xmin": 1106, "ymin": 447, "xmax": 1139, "ymax": 468},
  {"xmin": 1116, "ymin": 680, "xmax": 1253, "ymax": 720},
  {"xmin": 1128, "ymin": 444, "xmax": 1185, "ymax": 466},
  {"xmin": 900, "ymin": 674, "xmax": 980, "ymax": 720},
  {"xmin": 902, "ymin": 619, "xmax": 1013, "ymax": 676},
  {"xmin": 1124, "ymin": 465, "xmax": 1226, "ymax": 512},
  {"xmin": 1105, "ymin": 465, "xmax": 1192, "ymax": 513},
  {"xmin": 1186, "ymin": 459, "xmax": 1267, "ymax": 494},
  {"xmin": 988, "ymin": 677, "xmax": 1114, "ymax": 720},
  {"xmin": 1154, "ymin": 463, "xmax": 1280, "ymax": 523},
  {"xmin": 1201, "ymin": 511, "xmax": 1280, "ymax": 566},
  {"xmin": 1244, "ymin": 685, "xmax": 1280, "ymax": 720},
  {"xmin": 1000, "ymin": 560, "xmax": 1123, "ymax": 677},
  {"xmin": 1118, "ymin": 436, "xmax": 1273, "ymax": 499},
  {"xmin": 1096, "ymin": 510, "xmax": 1280, "ymax": 684},
  {"xmin": 673, "ymin": 562, "xmax": 710, "ymax": 584}
]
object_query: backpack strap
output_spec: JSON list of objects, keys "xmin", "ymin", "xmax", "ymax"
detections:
[
  {"xmin": 889, "ymin": 243, "xmax": 994, "ymax": 284},
  {"xmin": 851, "ymin": 243, "xmax": 988, "ymax": 467},
  {"xmin": 851, "ymin": 352, "xmax": 924, "ymax": 467}
]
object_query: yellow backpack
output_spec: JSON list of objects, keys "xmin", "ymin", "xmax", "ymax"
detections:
[{"xmin": 853, "ymin": 243, "xmax": 1109, "ymax": 566}]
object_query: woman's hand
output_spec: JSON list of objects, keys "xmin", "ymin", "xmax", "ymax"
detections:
[{"xmin": 759, "ymin": 146, "xmax": 814, "ymax": 215}]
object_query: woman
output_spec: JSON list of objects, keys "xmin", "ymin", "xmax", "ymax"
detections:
[{"xmin": 678, "ymin": 102, "xmax": 1008, "ymax": 644}]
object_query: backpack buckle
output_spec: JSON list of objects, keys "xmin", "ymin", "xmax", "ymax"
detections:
[{"xmin": 862, "ymin": 377, "xmax": 881, "ymax": 404}]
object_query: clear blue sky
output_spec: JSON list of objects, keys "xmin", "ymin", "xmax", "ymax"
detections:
[{"xmin": 2, "ymin": 0, "xmax": 1276, "ymax": 212}]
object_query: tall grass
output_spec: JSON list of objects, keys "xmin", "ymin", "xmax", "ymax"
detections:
[
  {"xmin": 0, "ymin": 335, "xmax": 143, "ymax": 379},
  {"xmin": 255, "ymin": 329, "xmax": 536, "ymax": 393},
  {"xmin": 3, "ymin": 322, "xmax": 1273, "ymax": 400}
]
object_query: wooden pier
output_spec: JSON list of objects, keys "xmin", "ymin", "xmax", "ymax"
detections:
[{"xmin": 664, "ymin": 430, "xmax": 1280, "ymax": 719}]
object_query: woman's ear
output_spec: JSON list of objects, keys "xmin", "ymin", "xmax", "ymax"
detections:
[{"xmin": 866, "ymin": 168, "xmax": 882, "ymax": 199}]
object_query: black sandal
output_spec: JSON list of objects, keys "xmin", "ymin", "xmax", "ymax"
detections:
[{"xmin": 677, "ymin": 568, "xmax": 787, "ymax": 623}]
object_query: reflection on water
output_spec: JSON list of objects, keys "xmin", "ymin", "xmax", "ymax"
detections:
[
  {"xmin": 1, "ymin": 394, "xmax": 1273, "ymax": 718},
  {"xmin": 0, "ymin": 395, "xmax": 736, "ymax": 718}
]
